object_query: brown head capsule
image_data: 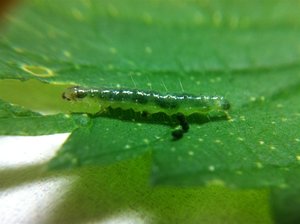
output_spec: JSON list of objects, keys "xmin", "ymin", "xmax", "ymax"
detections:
[{"xmin": 62, "ymin": 86, "xmax": 88, "ymax": 101}]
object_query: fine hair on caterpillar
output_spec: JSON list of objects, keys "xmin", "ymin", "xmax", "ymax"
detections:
[{"xmin": 62, "ymin": 86, "xmax": 230, "ymax": 140}]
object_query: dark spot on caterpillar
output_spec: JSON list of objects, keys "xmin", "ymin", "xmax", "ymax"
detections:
[
  {"xmin": 155, "ymin": 98, "xmax": 178, "ymax": 109},
  {"xmin": 141, "ymin": 111, "xmax": 149, "ymax": 117},
  {"xmin": 110, "ymin": 90, "xmax": 123, "ymax": 101},
  {"xmin": 99, "ymin": 90, "xmax": 119, "ymax": 101},
  {"xmin": 131, "ymin": 90, "xmax": 148, "ymax": 104}
]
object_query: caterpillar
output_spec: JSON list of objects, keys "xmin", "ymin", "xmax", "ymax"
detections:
[{"xmin": 62, "ymin": 86, "xmax": 230, "ymax": 140}]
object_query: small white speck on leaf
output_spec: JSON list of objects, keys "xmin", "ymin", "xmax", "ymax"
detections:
[
  {"xmin": 143, "ymin": 139, "xmax": 150, "ymax": 144},
  {"xmin": 145, "ymin": 46, "xmax": 152, "ymax": 54},
  {"xmin": 188, "ymin": 151, "xmax": 194, "ymax": 156},
  {"xmin": 236, "ymin": 170, "xmax": 243, "ymax": 175},
  {"xmin": 109, "ymin": 47, "xmax": 117, "ymax": 54},
  {"xmin": 208, "ymin": 165, "xmax": 215, "ymax": 172},
  {"xmin": 239, "ymin": 116, "xmax": 246, "ymax": 121},
  {"xmin": 124, "ymin": 144, "xmax": 131, "ymax": 149},
  {"xmin": 276, "ymin": 104, "xmax": 283, "ymax": 108},
  {"xmin": 256, "ymin": 162, "xmax": 263, "ymax": 169},
  {"xmin": 237, "ymin": 137, "xmax": 244, "ymax": 141},
  {"xmin": 215, "ymin": 139, "xmax": 221, "ymax": 144}
]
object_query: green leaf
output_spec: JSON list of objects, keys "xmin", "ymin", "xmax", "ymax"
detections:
[
  {"xmin": 0, "ymin": 98, "xmax": 90, "ymax": 135},
  {"xmin": 1, "ymin": 0, "xmax": 300, "ymax": 192},
  {"xmin": 45, "ymin": 156, "xmax": 273, "ymax": 224},
  {"xmin": 270, "ymin": 169, "xmax": 300, "ymax": 224},
  {"xmin": 153, "ymin": 78, "xmax": 300, "ymax": 187},
  {"xmin": 0, "ymin": 98, "xmax": 39, "ymax": 118},
  {"xmin": 3, "ymin": 0, "xmax": 300, "ymax": 222},
  {"xmin": 49, "ymin": 116, "xmax": 168, "ymax": 169}
]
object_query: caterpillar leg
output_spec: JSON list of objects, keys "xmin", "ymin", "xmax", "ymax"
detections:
[
  {"xmin": 141, "ymin": 111, "xmax": 149, "ymax": 118},
  {"xmin": 177, "ymin": 113, "xmax": 189, "ymax": 132},
  {"xmin": 172, "ymin": 113, "xmax": 189, "ymax": 140}
]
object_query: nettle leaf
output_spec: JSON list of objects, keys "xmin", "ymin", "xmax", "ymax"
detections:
[
  {"xmin": 270, "ymin": 168, "xmax": 300, "ymax": 224},
  {"xmin": 153, "ymin": 82, "xmax": 300, "ymax": 187},
  {"xmin": 0, "ymin": 99, "xmax": 90, "ymax": 135},
  {"xmin": 0, "ymin": 0, "xmax": 300, "ymax": 195},
  {"xmin": 0, "ymin": 98, "xmax": 39, "ymax": 118},
  {"xmin": 48, "ymin": 116, "xmax": 169, "ymax": 169}
]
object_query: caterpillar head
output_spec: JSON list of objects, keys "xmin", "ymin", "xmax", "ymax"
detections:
[
  {"xmin": 219, "ymin": 98, "xmax": 230, "ymax": 110},
  {"xmin": 62, "ymin": 86, "xmax": 88, "ymax": 101},
  {"xmin": 211, "ymin": 96, "xmax": 230, "ymax": 112}
]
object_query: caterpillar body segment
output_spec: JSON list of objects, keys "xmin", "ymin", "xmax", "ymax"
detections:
[
  {"xmin": 63, "ymin": 86, "xmax": 230, "ymax": 115},
  {"xmin": 62, "ymin": 86, "xmax": 230, "ymax": 140}
]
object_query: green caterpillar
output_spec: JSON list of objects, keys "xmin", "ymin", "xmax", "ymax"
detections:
[{"xmin": 62, "ymin": 86, "xmax": 230, "ymax": 139}]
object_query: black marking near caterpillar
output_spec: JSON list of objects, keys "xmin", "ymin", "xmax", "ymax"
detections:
[{"xmin": 62, "ymin": 86, "xmax": 230, "ymax": 140}]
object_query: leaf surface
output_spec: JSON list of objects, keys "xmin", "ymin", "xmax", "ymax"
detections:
[
  {"xmin": 0, "ymin": 99, "xmax": 90, "ymax": 135},
  {"xmin": 0, "ymin": 0, "xmax": 299, "ymax": 190}
]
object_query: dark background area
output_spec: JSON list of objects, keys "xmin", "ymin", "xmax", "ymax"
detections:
[{"xmin": 0, "ymin": 0, "xmax": 16, "ymax": 18}]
